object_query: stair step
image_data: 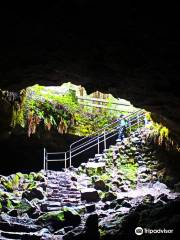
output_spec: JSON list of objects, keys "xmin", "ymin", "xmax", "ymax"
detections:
[
  {"xmin": 48, "ymin": 197, "xmax": 62, "ymax": 201},
  {"xmin": 94, "ymin": 154, "xmax": 102, "ymax": 158},
  {"xmin": 89, "ymin": 158, "xmax": 95, "ymax": 162},
  {"xmin": 46, "ymin": 206, "xmax": 62, "ymax": 211}
]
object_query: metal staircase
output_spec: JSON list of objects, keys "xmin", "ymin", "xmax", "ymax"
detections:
[{"xmin": 43, "ymin": 109, "xmax": 146, "ymax": 171}]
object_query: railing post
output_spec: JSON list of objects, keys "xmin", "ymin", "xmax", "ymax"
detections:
[
  {"xmin": 104, "ymin": 130, "xmax": 106, "ymax": 149},
  {"xmin": 70, "ymin": 149, "xmax": 72, "ymax": 167},
  {"xmin": 65, "ymin": 152, "xmax": 67, "ymax": 169},
  {"xmin": 46, "ymin": 154, "xmax": 48, "ymax": 171},
  {"xmin": 43, "ymin": 148, "xmax": 46, "ymax": 171},
  {"xmin": 98, "ymin": 136, "xmax": 100, "ymax": 154}
]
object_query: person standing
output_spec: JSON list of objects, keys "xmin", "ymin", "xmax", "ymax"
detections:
[{"xmin": 117, "ymin": 114, "xmax": 127, "ymax": 141}]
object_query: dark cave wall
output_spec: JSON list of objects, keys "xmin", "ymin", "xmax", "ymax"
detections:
[
  {"xmin": 0, "ymin": 2, "xmax": 179, "ymax": 139},
  {"xmin": 0, "ymin": 2, "xmax": 180, "ymax": 173}
]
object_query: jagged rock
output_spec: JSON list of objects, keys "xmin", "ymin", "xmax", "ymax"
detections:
[
  {"xmin": 109, "ymin": 200, "xmax": 117, "ymax": 209},
  {"xmin": 22, "ymin": 187, "xmax": 45, "ymax": 201},
  {"xmin": 102, "ymin": 202, "xmax": 110, "ymax": 210},
  {"xmin": 137, "ymin": 197, "xmax": 180, "ymax": 233},
  {"xmin": 85, "ymin": 203, "xmax": 96, "ymax": 213},
  {"xmin": 157, "ymin": 193, "xmax": 169, "ymax": 203},
  {"xmin": 85, "ymin": 213, "xmax": 99, "ymax": 239},
  {"xmin": 121, "ymin": 200, "xmax": 132, "ymax": 208},
  {"xmin": 0, "ymin": 213, "xmax": 41, "ymax": 232},
  {"xmin": 81, "ymin": 188, "xmax": 100, "ymax": 202},
  {"xmin": 15, "ymin": 198, "xmax": 35, "ymax": 215},
  {"xmin": 8, "ymin": 209, "xmax": 18, "ymax": 217},
  {"xmin": 117, "ymin": 197, "xmax": 125, "ymax": 205}
]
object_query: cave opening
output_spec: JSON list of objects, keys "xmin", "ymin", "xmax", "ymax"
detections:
[
  {"xmin": 1, "ymin": 82, "xmax": 180, "ymax": 239},
  {"xmin": 0, "ymin": 82, "xmax": 145, "ymax": 174}
]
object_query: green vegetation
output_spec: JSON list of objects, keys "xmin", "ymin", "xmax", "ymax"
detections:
[
  {"xmin": 119, "ymin": 163, "xmax": 137, "ymax": 183},
  {"xmin": 11, "ymin": 83, "xmax": 136, "ymax": 137},
  {"xmin": 150, "ymin": 123, "xmax": 169, "ymax": 144},
  {"xmin": 37, "ymin": 207, "xmax": 81, "ymax": 227},
  {"xmin": 146, "ymin": 118, "xmax": 175, "ymax": 151},
  {"xmin": 1, "ymin": 174, "xmax": 20, "ymax": 192},
  {"xmin": 0, "ymin": 172, "xmax": 42, "ymax": 193},
  {"xmin": 38, "ymin": 210, "xmax": 65, "ymax": 223},
  {"xmin": 99, "ymin": 228, "xmax": 107, "ymax": 238},
  {"xmin": 11, "ymin": 85, "xmax": 79, "ymax": 136},
  {"xmin": 99, "ymin": 173, "xmax": 111, "ymax": 182}
]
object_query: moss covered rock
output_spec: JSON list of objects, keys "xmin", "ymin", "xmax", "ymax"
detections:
[{"xmin": 37, "ymin": 207, "xmax": 81, "ymax": 231}]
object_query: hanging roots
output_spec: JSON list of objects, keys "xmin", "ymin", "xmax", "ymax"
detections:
[{"xmin": 27, "ymin": 112, "xmax": 41, "ymax": 137}]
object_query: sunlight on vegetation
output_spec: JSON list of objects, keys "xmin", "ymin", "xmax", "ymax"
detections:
[
  {"xmin": 144, "ymin": 113, "xmax": 179, "ymax": 151},
  {"xmin": 10, "ymin": 82, "xmax": 137, "ymax": 137}
]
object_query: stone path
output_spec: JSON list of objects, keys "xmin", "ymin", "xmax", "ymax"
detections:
[
  {"xmin": 0, "ymin": 127, "xmax": 180, "ymax": 239},
  {"xmin": 45, "ymin": 171, "xmax": 82, "ymax": 211}
]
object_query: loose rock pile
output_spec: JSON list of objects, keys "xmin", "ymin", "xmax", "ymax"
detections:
[{"xmin": 0, "ymin": 127, "xmax": 180, "ymax": 239}]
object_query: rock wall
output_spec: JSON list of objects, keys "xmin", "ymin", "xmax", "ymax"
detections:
[{"xmin": 0, "ymin": 3, "xmax": 179, "ymax": 142}]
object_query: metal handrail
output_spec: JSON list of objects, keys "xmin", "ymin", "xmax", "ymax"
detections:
[
  {"xmin": 77, "ymin": 96, "xmax": 131, "ymax": 106},
  {"xmin": 69, "ymin": 109, "xmax": 143, "ymax": 150},
  {"xmin": 43, "ymin": 109, "xmax": 146, "ymax": 170}
]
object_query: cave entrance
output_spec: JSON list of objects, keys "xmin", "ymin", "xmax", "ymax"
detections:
[
  {"xmin": 13, "ymin": 82, "xmax": 146, "ymax": 171},
  {"xmin": 1, "ymin": 82, "xmax": 148, "ymax": 174},
  {"xmin": 10, "ymin": 82, "xmax": 140, "ymax": 138}
]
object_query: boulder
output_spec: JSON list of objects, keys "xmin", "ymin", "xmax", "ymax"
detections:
[
  {"xmin": 15, "ymin": 198, "xmax": 35, "ymax": 215},
  {"xmin": 85, "ymin": 213, "xmax": 99, "ymax": 239},
  {"xmin": 157, "ymin": 193, "xmax": 169, "ymax": 202},
  {"xmin": 37, "ymin": 207, "xmax": 81, "ymax": 231},
  {"xmin": 121, "ymin": 200, "xmax": 132, "ymax": 208},
  {"xmin": 22, "ymin": 187, "xmax": 45, "ymax": 201},
  {"xmin": 81, "ymin": 188, "xmax": 100, "ymax": 202},
  {"xmin": 85, "ymin": 203, "xmax": 96, "ymax": 213}
]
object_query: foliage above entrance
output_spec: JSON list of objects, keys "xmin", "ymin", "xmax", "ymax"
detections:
[{"xmin": 10, "ymin": 83, "xmax": 136, "ymax": 137}]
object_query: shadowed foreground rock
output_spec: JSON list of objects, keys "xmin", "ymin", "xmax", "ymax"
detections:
[{"xmin": 0, "ymin": 128, "xmax": 180, "ymax": 239}]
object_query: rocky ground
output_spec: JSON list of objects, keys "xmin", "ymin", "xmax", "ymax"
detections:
[{"xmin": 0, "ymin": 127, "xmax": 180, "ymax": 239}]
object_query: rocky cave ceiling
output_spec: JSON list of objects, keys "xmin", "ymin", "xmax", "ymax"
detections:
[{"xmin": 0, "ymin": 2, "xmax": 180, "ymax": 140}]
